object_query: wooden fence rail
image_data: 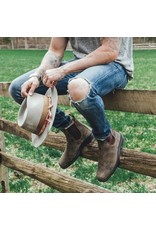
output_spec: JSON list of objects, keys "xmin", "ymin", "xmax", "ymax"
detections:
[
  {"xmin": 0, "ymin": 82, "xmax": 156, "ymax": 192},
  {"xmin": 0, "ymin": 125, "xmax": 9, "ymax": 192},
  {"xmin": 0, "ymin": 151, "xmax": 109, "ymax": 193},
  {"xmin": 0, "ymin": 82, "xmax": 156, "ymax": 115},
  {"xmin": 0, "ymin": 118, "xmax": 156, "ymax": 178}
]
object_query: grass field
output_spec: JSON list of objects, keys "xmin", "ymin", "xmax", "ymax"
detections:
[{"xmin": 0, "ymin": 49, "xmax": 156, "ymax": 193}]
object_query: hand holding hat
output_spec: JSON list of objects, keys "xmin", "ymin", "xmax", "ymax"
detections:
[{"xmin": 17, "ymin": 87, "xmax": 58, "ymax": 147}]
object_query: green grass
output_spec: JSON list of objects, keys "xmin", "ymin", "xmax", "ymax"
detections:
[
  {"xmin": 0, "ymin": 49, "xmax": 156, "ymax": 193},
  {"xmin": 0, "ymin": 49, "xmax": 74, "ymax": 81},
  {"xmin": 127, "ymin": 50, "xmax": 156, "ymax": 89}
]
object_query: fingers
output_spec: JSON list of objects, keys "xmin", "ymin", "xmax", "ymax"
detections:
[
  {"xmin": 21, "ymin": 83, "xmax": 30, "ymax": 98},
  {"xmin": 21, "ymin": 78, "xmax": 39, "ymax": 98},
  {"xmin": 42, "ymin": 74, "xmax": 48, "ymax": 85},
  {"xmin": 29, "ymin": 82, "xmax": 37, "ymax": 96},
  {"xmin": 42, "ymin": 74, "xmax": 56, "ymax": 88}
]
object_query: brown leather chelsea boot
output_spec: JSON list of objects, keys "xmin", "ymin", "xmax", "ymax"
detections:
[
  {"xmin": 59, "ymin": 117, "xmax": 94, "ymax": 169},
  {"xmin": 96, "ymin": 130, "xmax": 124, "ymax": 182}
]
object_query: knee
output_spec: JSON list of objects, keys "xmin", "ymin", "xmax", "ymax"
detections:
[
  {"xmin": 68, "ymin": 78, "xmax": 90, "ymax": 101},
  {"xmin": 9, "ymin": 79, "xmax": 18, "ymax": 98},
  {"xmin": 9, "ymin": 79, "xmax": 23, "ymax": 104}
]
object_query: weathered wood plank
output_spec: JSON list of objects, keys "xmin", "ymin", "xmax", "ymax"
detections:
[
  {"xmin": 1, "ymin": 82, "xmax": 156, "ymax": 115},
  {"xmin": 0, "ymin": 151, "xmax": 110, "ymax": 193},
  {"xmin": 0, "ymin": 82, "xmax": 10, "ymax": 98},
  {"xmin": 0, "ymin": 132, "xmax": 10, "ymax": 192},
  {"xmin": 0, "ymin": 118, "xmax": 156, "ymax": 178},
  {"xmin": 103, "ymin": 89, "xmax": 156, "ymax": 115},
  {"xmin": 0, "ymin": 108, "xmax": 9, "ymax": 193}
]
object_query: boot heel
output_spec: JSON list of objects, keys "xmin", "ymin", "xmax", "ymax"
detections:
[{"xmin": 120, "ymin": 135, "xmax": 124, "ymax": 149}]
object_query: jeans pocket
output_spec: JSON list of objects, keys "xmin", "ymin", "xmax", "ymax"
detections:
[{"xmin": 116, "ymin": 74, "xmax": 128, "ymax": 89}]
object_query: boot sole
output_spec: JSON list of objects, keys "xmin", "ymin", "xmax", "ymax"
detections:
[
  {"xmin": 97, "ymin": 134, "xmax": 124, "ymax": 182},
  {"xmin": 59, "ymin": 133, "xmax": 94, "ymax": 169}
]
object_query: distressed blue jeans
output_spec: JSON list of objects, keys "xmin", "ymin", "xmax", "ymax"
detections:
[{"xmin": 9, "ymin": 59, "xmax": 128, "ymax": 140}]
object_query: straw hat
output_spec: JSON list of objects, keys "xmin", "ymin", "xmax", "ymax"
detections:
[{"xmin": 17, "ymin": 87, "xmax": 58, "ymax": 147}]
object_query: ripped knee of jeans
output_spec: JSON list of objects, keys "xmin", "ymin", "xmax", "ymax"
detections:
[{"xmin": 68, "ymin": 78, "xmax": 91, "ymax": 102}]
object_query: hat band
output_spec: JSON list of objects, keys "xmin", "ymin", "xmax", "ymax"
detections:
[
  {"xmin": 33, "ymin": 96, "xmax": 49, "ymax": 135},
  {"xmin": 38, "ymin": 109, "xmax": 52, "ymax": 136}
]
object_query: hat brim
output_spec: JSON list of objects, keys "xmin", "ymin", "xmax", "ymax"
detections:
[{"xmin": 31, "ymin": 87, "xmax": 58, "ymax": 147}]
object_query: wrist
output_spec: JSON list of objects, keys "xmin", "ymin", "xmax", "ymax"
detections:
[
  {"xmin": 29, "ymin": 74, "xmax": 42, "ymax": 84},
  {"xmin": 59, "ymin": 65, "xmax": 69, "ymax": 76},
  {"xmin": 35, "ymin": 68, "xmax": 45, "ymax": 79},
  {"xmin": 29, "ymin": 69, "xmax": 45, "ymax": 81}
]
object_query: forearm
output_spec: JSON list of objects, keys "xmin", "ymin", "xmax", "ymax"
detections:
[
  {"xmin": 32, "ymin": 37, "xmax": 68, "ymax": 79},
  {"xmin": 36, "ymin": 50, "xmax": 62, "ymax": 77},
  {"xmin": 60, "ymin": 37, "xmax": 121, "ymax": 75},
  {"xmin": 59, "ymin": 52, "xmax": 114, "ymax": 75}
]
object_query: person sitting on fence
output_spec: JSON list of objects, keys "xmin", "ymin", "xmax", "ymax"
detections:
[{"xmin": 9, "ymin": 37, "xmax": 134, "ymax": 182}]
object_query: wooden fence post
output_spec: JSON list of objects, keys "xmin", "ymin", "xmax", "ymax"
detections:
[{"xmin": 0, "ymin": 108, "xmax": 9, "ymax": 192}]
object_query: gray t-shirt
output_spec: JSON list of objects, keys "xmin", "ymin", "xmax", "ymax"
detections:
[{"xmin": 69, "ymin": 37, "xmax": 134, "ymax": 79}]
